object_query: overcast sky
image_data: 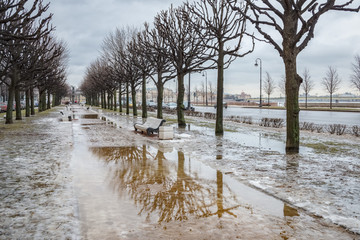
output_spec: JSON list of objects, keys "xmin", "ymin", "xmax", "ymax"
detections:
[{"xmin": 49, "ymin": 0, "xmax": 360, "ymax": 97}]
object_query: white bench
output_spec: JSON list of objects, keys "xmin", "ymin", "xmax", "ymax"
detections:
[{"xmin": 134, "ymin": 117, "xmax": 166, "ymax": 135}]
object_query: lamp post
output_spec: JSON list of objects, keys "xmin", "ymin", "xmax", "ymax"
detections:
[
  {"xmin": 202, "ymin": 71, "xmax": 208, "ymax": 106},
  {"xmin": 254, "ymin": 58, "xmax": 262, "ymax": 107},
  {"xmin": 188, "ymin": 73, "xmax": 191, "ymax": 110}
]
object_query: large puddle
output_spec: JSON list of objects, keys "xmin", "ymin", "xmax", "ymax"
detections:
[{"xmin": 70, "ymin": 115, "xmax": 356, "ymax": 239}]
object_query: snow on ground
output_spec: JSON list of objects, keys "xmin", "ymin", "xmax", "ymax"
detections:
[
  {"xmin": 0, "ymin": 109, "xmax": 81, "ymax": 239},
  {"xmin": 0, "ymin": 105, "xmax": 359, "ymax": 239}
]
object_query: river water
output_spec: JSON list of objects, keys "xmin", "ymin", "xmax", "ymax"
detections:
[{"xmin": 195, "ymin": 106, "xmax": 360, "ymax": 125}]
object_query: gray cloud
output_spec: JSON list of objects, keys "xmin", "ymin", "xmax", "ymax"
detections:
[{"xmin": 48, "ymin": 0, "xmax": 360, "ymax": 96}]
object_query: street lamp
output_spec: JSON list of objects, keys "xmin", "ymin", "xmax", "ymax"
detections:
[
  {"xmin": 202, "ymin": 71, "xmax": 208, "ymax": 106},
  {"xmin": 188, "ymin": 73, "xmax": 191, "ymax": 110},
  {"xmin": 254, "ymin": 58, "xmax": 262, "ymax": 107}
]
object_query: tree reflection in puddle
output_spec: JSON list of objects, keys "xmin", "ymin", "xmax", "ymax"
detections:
[{"xmin": 89, "ymin": 146, "xmax": 241, "ymax": 224}]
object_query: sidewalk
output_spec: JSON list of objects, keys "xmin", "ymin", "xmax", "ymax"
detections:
[{"xmin": 0, "ymin": 105, "xmax": 359, "ymax": 239}]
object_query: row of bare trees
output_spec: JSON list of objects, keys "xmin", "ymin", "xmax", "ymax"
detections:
[
  {"xmin": 81, "ymin": 0, "xmax": 359, "ymax": 154},
  {"xmin": 81, "ymin": 1, "xmax": 253, "ymax": 132},
  {"xmin": 0, "ymin": 0, "xmax": 69, "ymax": 124}
]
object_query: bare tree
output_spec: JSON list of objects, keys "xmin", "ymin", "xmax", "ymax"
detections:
[
  {"xmin": 1, "ymin": 0, "xmax": 53, "ymax": 124},
  {"xmin": 229, "ymin": 0, "xmax": 360, "ymax": 153},
  {"xmin": 128, "ymin": 32, "xmax": 154, "ymax": 118},
  {"xmin": 278, "ymin": 75, "xmax": 286, "ymax": 98},
  {"xmin": 350, "ymin": 54, "xmax": 360, "ymax": 93},
  {"xmin": 188, "ymin": 0, "xmax": 254, "ymax": 134},
  {"xmin": 208, "ymin": 81, "xmax": 216, "ymax": 105},
  {"xmin": 155, "ymin": 5, "xmax": 209, "ymax": 127},
  {"xmin": 301, "ymin": 68, "xmax": 314, "ymax": 109},
  {"xmin": 322, "ymin": 66, "xmax": 341, "ymax": 109},
  {"xmin": 263, "ymin": 72, "xmax": 275, "ymax": 107},
  {"xmin": 139, "ymin": 22, "xmax": 173, "ymax": 119}
]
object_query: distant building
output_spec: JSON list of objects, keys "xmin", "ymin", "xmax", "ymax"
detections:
[{"xmin": 224, "ymin": 91, "xmax": 251, "ymax": 101}]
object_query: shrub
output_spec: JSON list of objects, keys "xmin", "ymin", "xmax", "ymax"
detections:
[
  {"xmin": 351, "ymin": 125, "xmax": 360, "ymax": 137},
  {"xmin": 300, "ymin": 122, "xmax": 315, "ymax": 132},
  {"xmin": 260, "ymin": 117, "xmax": 284, "ymax": 128},
  {"xmin": 327, "ymin": 124, "xmax": 347, "ymax": 135},
  {"xmin": 315, "ymin": 125, "xmax": 323, "ymax": 133}
]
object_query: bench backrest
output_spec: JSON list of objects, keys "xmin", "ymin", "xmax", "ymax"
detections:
[{"xmin": 142, "ymin": 117, "xmax": 164, "ymax": 128}]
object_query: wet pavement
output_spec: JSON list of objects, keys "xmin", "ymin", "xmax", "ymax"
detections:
[{"xmin": 1, "ymin": 105, "xmax": 359, "ymax": 239}]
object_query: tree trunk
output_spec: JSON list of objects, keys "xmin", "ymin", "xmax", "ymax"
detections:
[
  {"xmin": 25, "ymin": 89, "xmax": 30, "ymax": 117},
  {"xmin": 5, "ymin": 79, "xmax": 15, "ymax": 124},
  {"xmin": 177, "ymin": 73, "xmax": 186, "ymax": 127},
  {"xmin": 52, "ymin": 93, "xmax": 56, "ymax": 107},
  {"xmin": 108, "ymin": 92, "xmax": 112, "ymax": 110},
  {"xmin": 38, "ymin": 89, "xmax": 44, "ymax": 112},
  {"xmin": 330, "ymin": 93, "xmax": 333, "ymax": 109},
  {"xmin": 113, "ymin": 90, "xmax": 117, "ymax": 111},
  {"xmin": 126, "ymin": 82, "xmax": 129, "ymax": 115},
  {"xmin": 15, "ymin": 86, "xmax": 21, "ymax": 120},
  {"xmin": 39, "ymin": 90, "xmax": 46, "ymax": 112},
  {"xmin": 215, "ymin": 44, "xmax": 224, "ymax": 135},
  {"xmin": 284, "ymin": 53, "xmax": 301, "ymax": 154},
  {"xmin": 157, "ymin": 78, "xmax": 164, "ymax": 119},
  {"xmin": 119, "ymin": 86, "xmax": 122, "ymax": 113},
  {"xmin": 142, "ymin": 75, "xmax": 147, "ymax": 119},
  {"xmin": 131, "ymin": 83, "xmax": 137, "ymax": 116},
  {"xmin": 305, "ymin": 93, "xmax": 308, "ymax": 109},
  {"xmin": 47, "ymin": 91, "xmax": 51, "ymax": 110},
  {"xmin": 30, "ymin": 87, "xmax": 35, "ymax": 115}
]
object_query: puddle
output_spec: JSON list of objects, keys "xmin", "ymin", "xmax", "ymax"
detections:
[
  {"xmin": 70, "ymin": 116, "xmax": 357, "ymax": 239},
  {"xmin": 89, "ymin": 145, "xmax": 296, "ymax": 220},
  {"xmin": 80, "ymin": 114, "xmax": 99, "ymax": 119}
]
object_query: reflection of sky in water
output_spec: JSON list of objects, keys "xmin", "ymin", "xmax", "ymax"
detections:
[{"xmin": 185, "ymin": 124, "xmax": 313, "ymax": 154}]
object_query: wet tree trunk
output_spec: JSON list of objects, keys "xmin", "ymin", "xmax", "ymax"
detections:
[
  {"xmin": 47, "ymin": 91, "xmax": 51, "ymax": 110},
  {"xmin": 25, "ymin": 89, "xmax": 30, "ymax": 117},
  {"xmin": 104, "ymin": 90, "xmax": 107, "ymax": 109},
  {"xmin": 283, "ymin": 10, "xmax": 302, "ymax": 154},
  {"xmin": 52, "ymin": 93, "xmax": 56, "ymax": 107},
  {"xmin": 284, "ymin": 51, "xmax": 301, "ymax": 154},
  {"xmin": 5, "ymin": 79, "xmax": 15, "ymax": 124},
  {"xmin": 119, "ymin": 86, "xmax": 122, "ymax": 113},
  {"xmin": 126, "ymin": 82, "xmax": 129, "ymax": 115},
  {"xmin": 113, "ymin": 90, "xmax": 117, "ymax": 111},
  {"xmin": 38, "ymin": 89, "xmax": 44, "ymax": 112},
  {"xmin": 131, "ymin": 83, "xmax": 137, "ymax": 116},
  {"xmin": 142, "ymin": 75, "xmax": 147, "ymax": 118},
  {"xmin": 15, "ymin": 86, "xmax": 21, "ymax": 120},
  {"xmin": 30, "ymin": 87, "xmax": 35, "ymax": 115},
  {"xmin": 177, "ymin": 73, "xmax": 186, "ymax": 127},
  {"xmin": 39, "ymin": 90, "xmax": 46, "ymax": 112},
  {"xmin": 108, "ymin": 92, "xmax": 112, "ymax": 110},
  {"xmin": 101, "ymin": 91, "xmax": 104, "ymax": 108},
  {"xmin": 215, "ymin": 44, "xmax": 224, "ymax": 135},
  {"xmin": 157, "ymin": 76, "xmax": 164, "ymax": 119}
]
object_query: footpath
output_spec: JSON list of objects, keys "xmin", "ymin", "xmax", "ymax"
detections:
[{"xmin": 0, "ymin": 105, "xmax": 358, "ymax": 239}]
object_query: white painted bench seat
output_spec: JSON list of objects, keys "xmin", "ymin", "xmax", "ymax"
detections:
[{"xmin": 134, "ymin": 117, "xmax": 166, "ymax": 135}]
